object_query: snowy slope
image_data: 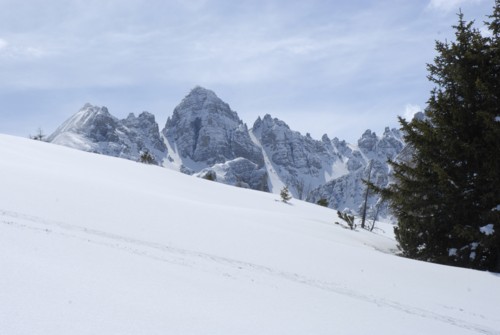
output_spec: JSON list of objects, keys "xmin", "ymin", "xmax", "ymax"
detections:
[{"xmin": 1, "ymin": 134, "xmax": 499, "ymax": 335}]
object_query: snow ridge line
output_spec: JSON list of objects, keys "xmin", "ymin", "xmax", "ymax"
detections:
[{"xmin": 1, "ymin": 209, "xmax": 498, "ymax": 335}]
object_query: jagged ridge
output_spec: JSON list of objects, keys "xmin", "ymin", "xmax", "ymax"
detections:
[{"xmin": 47, "ymin": 86, "xmax": 405, "ymax": 219}]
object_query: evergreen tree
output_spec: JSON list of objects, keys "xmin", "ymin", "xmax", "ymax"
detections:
[
  {"xmin": 317, "ymin": 198, "xmax": 329, "ymax": 207},
  {"xmin": 379, "ymin": 5, "xmax": 500, "ymax": 271},
  {"xmin": 202, "ymin": 171, "xmax": 217, "ymax": 181},
  {"xmin": 139, "ymin": 150, "xmax": 156, "ymax": 165},
  {"xmin": 280, "ymin": 186, "xmax": 292, "ymax": 203}
]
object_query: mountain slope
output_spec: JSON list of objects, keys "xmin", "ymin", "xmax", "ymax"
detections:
[{"xmin": 1, "ymin": 134, "xmax": 499, "ymax": 334}]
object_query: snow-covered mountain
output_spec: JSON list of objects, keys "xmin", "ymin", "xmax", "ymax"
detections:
[
  {"xmin": 1, "ymin": 134, "xmax": 499, "ymax": 334},
  {"xmin": 307, "ymin": 127, "xmax": 404, "ymax": 219},
  {"xmin": 161, "ymin": 86, "xmax": 268, "ymax": 190},
  {"xmin": 48, "ymin": 103, "xmax": 167, "ymax": 164},
  {"xmin": 251, "ymin": 114, "xmax": 345, "ymax": 198},
  {"xmin": 163, "ymin": 86, "xmax": 264, "ymax": 167},
  {"xmin": 47, "ymin": 87, "xmax": 404, "ymax": 217}
]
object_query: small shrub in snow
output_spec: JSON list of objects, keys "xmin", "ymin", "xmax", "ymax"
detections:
[
  {"xmin": 337, "ymin": 210, "xmax": 356, "ymax": 230},
  {"xmin": 317, "ymin": 198, "xmax": 329, "ymax": 207},
  {"xmin": 280, "ymin": 186, "xmax": 292, "ymax": 203},
  {"xmin": 30, "ymin": 128, "xmax": 46, "ymax": 141}
]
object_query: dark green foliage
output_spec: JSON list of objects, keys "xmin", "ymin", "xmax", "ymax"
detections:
[
  {"xmin": 378, "ymin": 5, "xmax": 500, "ymax": 271},
  {"xmin": 280, "ymin": 186, "xmax": 292, "ymax": 203},
  {"xmin": 360, "ymin": 160, "xmax": 373, "ymax": 229},
  {"xmin": 202, "ymin": 171, "xmax": 217, "ymax": 181},
  {"xmin": 337, "ymin": 210, "xmax": 355, "ymax": 230},
  {"xmin": 317, "ymin": 198, "xmax": 329, "ymax": 207},
  {"xmin": 139, "ymin": 150, "xmax": 156, "ymax": 165}
]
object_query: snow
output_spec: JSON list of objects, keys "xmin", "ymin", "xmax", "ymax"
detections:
[
  {"xmin": 49, "ymin": 104, "xmax": 108, "ymax": 137},
  {"xmin": 49, "ymin": 131, "xmax": 94, "ymax": 151},
  {"xmin": 249, "ymin": 129, "xmax": 285, "ymax": 193},
  {"xmin": 327, "ymin": 159, "xmax": 349, "ymax": 180},
  {"xmin": 161, "ymin": 133, "xmax": 194, "ymax": 172},
  {"xmin": 480, "ymin": 224, "xmax": 495, "ymax": 235},
  {"xmin": 1, "ymin": 134, "xmax": 499, "ymax": 335}
]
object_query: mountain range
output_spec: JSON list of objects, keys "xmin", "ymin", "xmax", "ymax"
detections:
[{"xmin": 48, "ymin": 86, "xmax": 404, "ymax": 219}]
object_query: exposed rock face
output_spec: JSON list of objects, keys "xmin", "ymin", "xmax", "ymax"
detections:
[
  {"xmin": 195, "ymin": 158, "xmax": 269, "ymax": 192},
  {"xmin": 122, "ymin": 112, "xmax": 167, "ymax": 155},
  {"xmin": 252, "ymin": 115, "xmax": 343, "ymax": 199},
  {"xmin": 162, "ymin": 87, "xmax": 264, "ymax": 167},
  {"xmin": 250, "ymin": 113, "xmax": 404, "ymax": 219},
  {"xmin": 307, "ymin": 127, "xmax": 404, "ymax": 219},
  {"xmin": 47, "ymin": 104, "xmax": 167, "ymax": 164}
]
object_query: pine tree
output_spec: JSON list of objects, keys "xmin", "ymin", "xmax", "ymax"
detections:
[
  {"xmin": 379, "ymin": 5, "xmax": 500, "ymax": 271},
  {"xmin": 280, "ymin": 186, "xmax": 292, "ymax": 203},
  {"xmin": 139, "ymin": 150, "xmax": 156, "ymax": 165}
]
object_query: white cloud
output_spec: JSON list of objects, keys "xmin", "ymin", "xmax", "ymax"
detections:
[
  {"xmin": 0, "ymin": 44, "xmax": 48, "ymax": 60},
  {"xmin": 427, "ymin": 0, "xmax": 483, "ymax": 12},
  {"xmin": 0, "ymin": 38, "xmax": 8, "ymax": 50}
]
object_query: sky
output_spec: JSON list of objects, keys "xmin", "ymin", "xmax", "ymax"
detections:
[{"xmin": 0, "ymin": 0, "xmax": 495, "ymax": 143}]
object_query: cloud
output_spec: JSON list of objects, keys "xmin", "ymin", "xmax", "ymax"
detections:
[
  {"xmin": 0, "ymin": 0, "xmax": 493, "ymax": 143},
  {"xmin": 427, "ymin": 0, "xmax": 483, "ymax": 12},
  {"xmin": 0, "ymin": 44, "xmax": 48, "ymax": 60},
  {"xmin": 0, "ymin": 36, "xmax": 49, "ymax": 60}
]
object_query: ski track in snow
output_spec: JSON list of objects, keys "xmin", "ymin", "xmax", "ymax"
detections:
[{"xmin": 1, "ymin": 209, "xmax": 498, "ymax": 335}]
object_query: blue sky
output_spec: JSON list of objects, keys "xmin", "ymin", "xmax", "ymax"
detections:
[{"xmin": 0, "ymin": 0, "xmax": 494, "ymax": 143}]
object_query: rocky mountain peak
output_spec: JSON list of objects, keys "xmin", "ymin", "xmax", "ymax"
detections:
[
  {"xmin": 48, "ymin": 104, "xmax": 167, "ymax": 164},
  {"xmin": 358, "ymin": 129, "xmax": 378, "ymax": 153},
  {"xmin": 189, "ymin": 85, "xmax": 220, "ymax": 101},
  {"xmin": 162, "ymin": 87, "xmax": 263, "ymax": 167},
  {"xmin": 253, "ymin": 114, "xmax": 290, "ymax": 133},
  {"xmin": 124, "ymin": 111, "xmax": 156, "ymax": 125},
  {"xmin": 47, "ymin": 104, "xmax": 118, "ymax": 144},
  {"xmin": 168, "ymin": 86, "xmax": 240, "ymax": 125},
  {"xmin": 48, "ymin": 104, "xmax": 113, "ymax": 139}
]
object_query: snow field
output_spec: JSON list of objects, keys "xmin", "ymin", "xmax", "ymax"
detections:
[{"xmin": 1, "ymin": 134, "xmax": 499, "ymax": 334}]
